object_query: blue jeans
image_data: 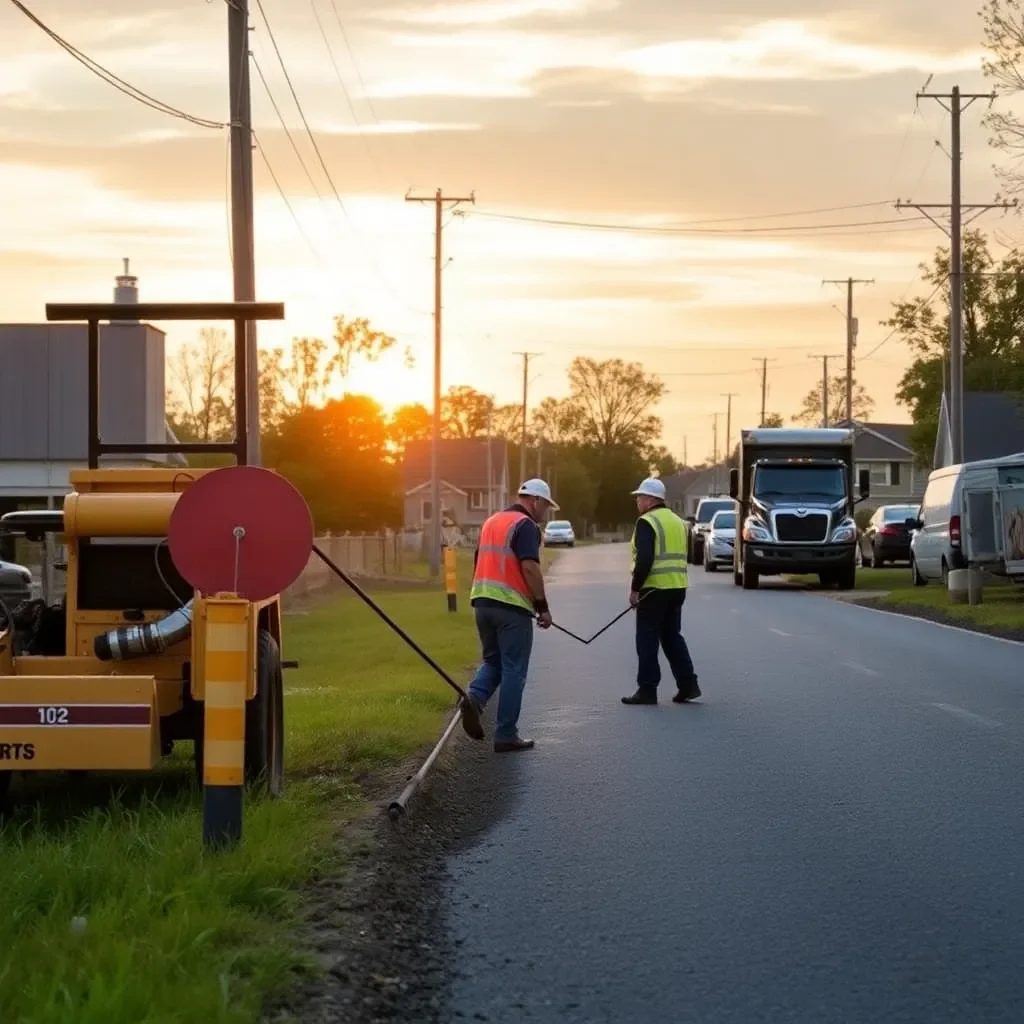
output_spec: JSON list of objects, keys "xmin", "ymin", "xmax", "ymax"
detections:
[{"xmin": 468, "ymin": 602, "xmax": 535, "ymax": 742}]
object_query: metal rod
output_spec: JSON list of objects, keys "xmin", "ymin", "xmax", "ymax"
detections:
[
  {"xmin": 87, "ymin": 318, "xmax": 100, "ymax": 469},
  {"xmin": 233, "ymin": 317, "xmax": 249, "ymax": 465},
  {"xmin": 96, "ymin": 442, "xmax": 243, "ymax": 456},
  {"xmin": 388, "ymin": 707, "xmax": 462, "ymax": 820}
]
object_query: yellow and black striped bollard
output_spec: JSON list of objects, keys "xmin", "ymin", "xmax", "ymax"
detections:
[{"xmin": 444, "ymin": 545, "xmax": 458, "ymax": 613}]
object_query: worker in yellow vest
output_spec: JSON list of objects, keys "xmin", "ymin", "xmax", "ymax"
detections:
[{"xmin": 622, "ymin": 477, "xmax": 701, "ymax": 706}]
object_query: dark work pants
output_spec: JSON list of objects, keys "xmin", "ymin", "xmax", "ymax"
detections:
[{"xmin": 635, "ymin": 588, "xmax": 698, "ymax": 691}]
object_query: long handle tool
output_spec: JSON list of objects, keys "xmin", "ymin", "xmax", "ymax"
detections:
[
  {"xmin": 312, "ymin": 545, "xmax": 484, "ymax": 740},
  {"xmin": 549, "ymin": 595, "xmax": 647, "ymax": 645}
]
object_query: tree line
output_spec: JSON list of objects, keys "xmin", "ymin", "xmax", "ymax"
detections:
[{"xmin": 166, "ymin": 319, "xmax": 679, "ymax": 532}]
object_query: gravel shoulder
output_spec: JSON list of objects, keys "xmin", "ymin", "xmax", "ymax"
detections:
[{"xmin": 265, "ymin": 712, "xmax": 509, "ymax": 1024}]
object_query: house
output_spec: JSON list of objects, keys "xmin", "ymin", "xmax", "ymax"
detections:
[
  {"xmin": 834, "ymin": 419, "xmax": 926, "ymax": 510},
  {"xmin": 663, "ymin": 463, "xmax": 731, "ymax": 518},
  {"xmin": 402, "ymin": 438, "xmax": 509, "ymax": 533},
  {"xmin": 933, "ymin": 391, "xmax": 1024, "ymax": 469}
]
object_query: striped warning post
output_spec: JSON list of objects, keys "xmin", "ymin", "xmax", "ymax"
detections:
[
  {"xmin": 202, "ymin": 595, "xmax": 250, "ymax": 848},
  {"xmin": 444, "ymin": 545, "xmax": 458, "ymax": 613}
]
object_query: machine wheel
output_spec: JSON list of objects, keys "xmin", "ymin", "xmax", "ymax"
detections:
[
  {"xmin": 911, "ymin": 555, "xmax": 927, "ymax": 587},
  {"xmin": 246, "ymin": 628, "xmax": 285, "ymax": 796},
  {"xmin": 741, "ymin": 563, "xmax": 759, "ymax": 590}
]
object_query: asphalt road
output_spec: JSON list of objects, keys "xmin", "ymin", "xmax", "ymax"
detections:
[{"xmin": 444, "ymin": 543, "xmax": 1024, "ymax": 1023}]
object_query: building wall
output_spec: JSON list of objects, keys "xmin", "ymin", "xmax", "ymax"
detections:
[
  {"xmin": 0, "ymin": 323, "xmax": 169, "ymax": 462},
  {"xmin": 855, "ymin": 458, "xmax": 926, "ymax": 511}
]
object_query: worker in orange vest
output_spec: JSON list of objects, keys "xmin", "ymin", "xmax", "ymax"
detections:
[{"xmin": 464, "ymin": 479, "xmax": 557, "ymax": 753}]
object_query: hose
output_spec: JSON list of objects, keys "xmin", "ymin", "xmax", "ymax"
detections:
[{"xmin": 94, "ymin": 600, "xmax": 193, "ymax": 661}]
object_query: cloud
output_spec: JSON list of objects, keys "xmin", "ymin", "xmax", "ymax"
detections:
[
  {"xmin": 370, "ymin": 0, "xmax": 615, "ymax": 27},
  {"xmin": 320, "ymin": 119, "xmax": 481, "ymax": 134}
]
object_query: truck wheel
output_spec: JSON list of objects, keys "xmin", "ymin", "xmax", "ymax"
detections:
[
  {"xmin": 741, "ymin": 563, "xmax": 759, "ymax": 590},
  {"xmin": 836, "ymin": 567, "xmax": 856, "ymax": 591},
  {"xmin": 246, "ymin": 628, "xmax": 285, "ymax": 797}
]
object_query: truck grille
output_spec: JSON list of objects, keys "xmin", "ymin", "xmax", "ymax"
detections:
[{"xmin": 774, "ymin": 511, "xmax": 829, "ymax": 543}]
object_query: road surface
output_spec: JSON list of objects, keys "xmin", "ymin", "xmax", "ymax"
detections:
[{"xmin": 444, "ymin": 543, "xmax": 1024, "ymax": 1023}]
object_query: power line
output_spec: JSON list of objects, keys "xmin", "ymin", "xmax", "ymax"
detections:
[
  {"xmin": 467, "ymin": 210, "xmax": 929, "ymax": 236},
  {"xmin": 8, "ymin": 0, "xmax": 225, "ymax": 129}
]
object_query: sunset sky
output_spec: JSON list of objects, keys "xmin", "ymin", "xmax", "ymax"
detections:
[{"xmin": 0, "ymin": 0, "xmax": 1014, "ymax": 462}]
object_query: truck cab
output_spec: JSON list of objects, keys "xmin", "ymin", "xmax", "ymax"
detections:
[{"xmin": 729, "ymin": 427, "xmax": 870, "ymax": 590}]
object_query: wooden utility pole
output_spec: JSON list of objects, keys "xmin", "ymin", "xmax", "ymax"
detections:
[
  {"xmin": 823, "ymin": 277, "xmax": 873, "ymax": 423},
  {"xmin": 711, "ymin": 413, "xmax": 720, "ymax": 494},
  {"xmin": 809, "ymin": 354, "xmax": 832, "ymax": 427},
  {"xmin": 405, "ymin": 188, "xmax": 475, "ymax": 576},
  {"xmin": 897, "ymin": 85, "xmax": 1015, "ymax": 464},
  {"xmin": 722, "ymin": 392, "xmax": 738, "ymax": 467},
  {"xmin": 485, "ymin": 407, "xmax": 493, "ymax": 517},
  {"xmin": 753, "ymin": 358, "xmax": 776, "ymax": 426},
  {"xmin": 514, "ymin": 352, "xmax": 541, "ymax": 484},
  {"xmin": 228, "ymin": 0, "xmax": 259, "ymax": 462}
]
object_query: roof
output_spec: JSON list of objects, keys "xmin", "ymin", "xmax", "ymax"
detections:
[
  {"xmin": 663, "ymin": 464, "xmax": 730, "ymax": 500},
  {"xmin": 963, "ymin": 392, "xmax": 1024, "ymax": 462},
  {"xmin": 834, "ymin": 419, "xmax": 914, "ymax": 460},
  {"xmin": 402, "ymin": 438, "xmax": 507, "ymax": 491}
]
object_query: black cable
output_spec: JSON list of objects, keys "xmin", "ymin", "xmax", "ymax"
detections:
[{"xmin": 8, "ymin": 0, "xmax": 225, "ymax": 129}]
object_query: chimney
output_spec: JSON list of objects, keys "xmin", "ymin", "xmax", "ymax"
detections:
[{"xmin": 113, "ymin": 257, "xmax": 138, "ymax": 321}]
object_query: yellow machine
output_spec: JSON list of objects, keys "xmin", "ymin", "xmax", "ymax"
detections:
[{"xmin": 0, "ymin": 301, "xmax": 293, "ymax": 846}]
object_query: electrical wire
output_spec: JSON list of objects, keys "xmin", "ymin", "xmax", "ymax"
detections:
[
  {"xmin": 8, "ymin": 0, "xmax": 226, "ymax": 129},
  {"xmin": 858, "ymin": 279, "xmax": 947, "ymax": 361}
]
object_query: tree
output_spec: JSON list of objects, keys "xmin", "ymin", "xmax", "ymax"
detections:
[
  {"xmin": 887, "ymin": 231, "xmax": 1024, "ymax": 461},
  {"xmin": 762, "ymin": 412, "xmax": 784, "ymax": 428},
  {"xmin": 562, "ymin": 357, "xmax": 667, "ymax": 449},
  {"xmin": 441, "ymin": 385, "xmax": 493, "ymax": 438},
  {"xmin": 795, "ymin": 375, "xmax": 874, "ymax": 427},
  {"xmin": 330, "ymin": 315, "xmax": 397, "ymax": 383},
  {"xmin": 389, "ymin": 402, "xmax": 432, "ymax": 452},
  {"xmin": 532, "ymin": 397, "xmax": 584, "ymax": 447},
  {"xmin": 166, "ymin": 327, "xmax": 233, "ymax": 442},
  {"xmin": 983, "ymin": 0, "xmax": 1024, "ymax": 192}
]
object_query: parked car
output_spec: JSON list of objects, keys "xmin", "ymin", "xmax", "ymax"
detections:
[
  {"xmin": 0, "ymin": 558, "xmax": 32, "ymax": 612},
  {"xmin": 542, "ymin": 520, "xmax": 576, "ymax": 547},
  {"xmin": 859, "ymin": 504, "xmax": 919, "ymax": 568},
  {"xmin": 688, "ymin": 497, "xmax": 736, "ymax": 564},
  {"xmin": 703, "ymin": 509, "xmax": 736, "ymax": 572},
  {"xmin": 909, "ymin": 463, "xmax": 966, "ymax": 586}
]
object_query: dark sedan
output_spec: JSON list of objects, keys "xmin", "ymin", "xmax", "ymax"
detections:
[{"xmin": 859, "ymin": 503, "xmax": 919, "ymax": 568}]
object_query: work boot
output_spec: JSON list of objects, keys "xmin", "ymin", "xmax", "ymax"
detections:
[
  {"xmin": 621, "ymin": 687, "xmax": 658, "ymax": 706},
  {"xmin": 494, "ymin": 737, "xmax": 535, "ymax": 753},
  {"xmin": 672, "ymin": 680, "xmax": 701, "ymax": 703},
  {"xmin": 460, "ymin": 695, "xmax": 485, "ymax": 740}
]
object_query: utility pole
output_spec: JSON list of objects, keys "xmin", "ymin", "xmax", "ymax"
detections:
[
  {"xmin": 809, "ymin": 354, "xmax": 833, "ymax": 427},
  {"xmin": 823, "ymin": 277, "xmax": 873, "ymax": 424},
  {"xmin": 514, "ymin": 352, "xmax": 541, "ymax": 484},
  {"xmin": 753, "ymin": 358, "xmax": 776, "ymax": 426},
  {"xmin": 897, "ymin": 84, "xmax": 1016, "ymax": 464},
  {"xmin": 228, "ymin": 0, "xmax": 259, "ymax": 462},
  {"xmin": 683, "ymin": 435, "xmax": 688, "ymax": 468},
  {"xmin": 722, "ymin": 393, "xmax": 738, "ymax": 468},
  {"xmin": 711, "ymin": 413, "xmax": 720, "ymax": 494},
  {"xmin": 405, "ymin": 188, "xmax": 476, "ymax": 576},
  {"xmin": 485, "ymin": 407, "xmax": 493, "ymax": 517}
]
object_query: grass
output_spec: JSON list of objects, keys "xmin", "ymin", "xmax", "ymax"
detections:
[
  {"xmin": 0, "ymin": 582, "xmax": 482, "ymax": 1024},
  {"xmin": 879, "ymin": 576, "xmax": 1024, "ymax": 631},
  {"xmin": 786, "ymin": 567, "xmax": 918, "ymax": 592}
]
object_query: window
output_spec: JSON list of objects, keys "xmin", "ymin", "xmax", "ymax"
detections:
[
  {"xmin": 753, "ymin": 465, "xmax": 845, "ymax": 500},
  {"xmin": 421, "ymin": 500, "xmax": 433, "ymax": 522},
  {"xmin": 889, "ymin": 462, "xmax": 901, "ymax": 487},
  {"xmin": 856, "ymin": 462, "xmax": 891, "ymax": 486},
  {"xmin": 468, "ymin": 490, "xmax": 486, "ymax": 510}
]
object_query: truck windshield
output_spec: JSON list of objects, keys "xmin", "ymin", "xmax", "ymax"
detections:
[{"xmin": 753, "ymin": 464, "xmax": 846, "ymax": 500}]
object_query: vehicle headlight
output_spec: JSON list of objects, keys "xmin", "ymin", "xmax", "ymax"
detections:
[
  {"xmin": 831, "ymin": 519, "xmax": 857, "ymax": 543},
  {"xmin": 742, "ymin": 518, "xmax": 772, "ymax": 543}
]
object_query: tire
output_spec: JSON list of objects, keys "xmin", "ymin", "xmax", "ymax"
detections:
[
  {"xmin": 741, "ymin": 562, "xmax": 759, "ymax": 590},
  {"xmin": 733, "ymin": 568, "xmax": 743, "ymax": 587},
  {"xmin": 940, "ymin": 558, "xmax": 950, "ymax": 588},
  {"xmin": 911, "ymin": 555, "xmax": 927, "ymax": 587},
  {"xmin": 818, "ymin": 572, "xmax": 836, "ymax": 588},
  {"xmin": 246, "ymin": 628, "xmax": 285, "ymax": 796},
  {"xmin": 836, "ymin": 566, "xmax": 856, "ymax": 591}
]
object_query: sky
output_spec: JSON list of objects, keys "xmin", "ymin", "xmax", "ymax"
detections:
[{"xmin": 0, "ymin": 0, "xmax": 1016, "ymax": 463}]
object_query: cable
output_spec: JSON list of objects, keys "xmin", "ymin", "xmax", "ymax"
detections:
[
  {"xmin": 8, "ymin": 0, "xmax": 225, "ymax": 129},
  {"xmin": 859, "ymin": 279, "xmax": 946, "ymax": 360},
  {"xmin": 467, "ymin": 210, "xmax": 929, "ymax": 236},
  {"xmin": 629, "ymin": 200, "xmax": 894, "ymax": 228}
]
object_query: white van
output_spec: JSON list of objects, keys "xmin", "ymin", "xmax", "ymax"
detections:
[{"xmin": 910, "ymin": 452, "xmax": 1024, "ymax": 584}]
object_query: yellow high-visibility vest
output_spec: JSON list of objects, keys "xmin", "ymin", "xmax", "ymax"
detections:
[{"xmin": 630, "ymin": 506, "xmax": 688, "ymax": 590}]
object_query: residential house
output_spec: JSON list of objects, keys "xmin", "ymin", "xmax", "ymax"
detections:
[
  {"xmin": 834, "ymin": 419, "xmax": 926, "ymax": 510},
  {"xmin": 402, "ymin": 438, "xmax": 509, "ymax": 534},
  {"xmin": 663, "ymin": 463, "xmax": 731, "ymax": 518},
  {"xmin": 932, "ymin": 391, "xmax": 1024, "ymax": 469}
]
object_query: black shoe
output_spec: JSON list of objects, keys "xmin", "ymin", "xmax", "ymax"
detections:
[
  {"xmin": 494, "ymin": 737, "xmax": 535, "ymax": 753},
  {"xmin": 672, "ymin": 681, "xmax": 701, "ymax": 703},
  {"xmin": 622, "ymin": 687, "xmax": 658, "ymax": 705}
]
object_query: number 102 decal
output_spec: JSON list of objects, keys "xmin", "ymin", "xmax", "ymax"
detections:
[{"xmin": 37, "ymin": 706, "xmax": 70, "ymax": 725}]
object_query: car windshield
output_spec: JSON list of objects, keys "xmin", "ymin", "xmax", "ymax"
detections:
[
  {"xmin": 711, "ymin": 512, "xmax": 736, "ymax": 530},
  {"xmin": 697, "ymin": 501, "xmax": 733, "ymax": 523},
  {"xmin": 882, "ymin": 506, "xmax": 917, "ymax": 522},
  {"xmin": 547, "ymin": 521, "xmax": 571, "ymax": 530},
  {"xmin": 753, "ymin": 464, "xmax": 846, "ymax": 500}
]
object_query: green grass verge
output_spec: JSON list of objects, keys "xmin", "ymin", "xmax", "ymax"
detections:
[
  {"xmin": 879, "ymin": 578, "xmax": 1024, "ymax": 630},
  {"xmin": 786, "ymin": 567, "xmax": 918, "ymax": 592},
  {"xmin": 0, "ymin": 586, "xmax": 480, "ymax": 1024}
]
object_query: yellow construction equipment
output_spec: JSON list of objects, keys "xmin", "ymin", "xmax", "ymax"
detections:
[{"xmin": 0, "ymin": 302, "xmax": 310, "ymax": 847}]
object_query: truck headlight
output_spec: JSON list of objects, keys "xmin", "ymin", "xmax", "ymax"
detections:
[
  {"xmin": 831, "ymin": 520, "xmax": 857, "ymax": 543},
  {"xmin": 742, "ymin": 518, "xmax": 772, "ymax": 543}
]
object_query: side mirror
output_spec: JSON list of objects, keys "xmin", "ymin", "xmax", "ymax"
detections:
[
  {"xmin": 685, "ymin": 516, "xmax": 696, "ymax": 526},
  {"xmin": 858, "ymin": 468, "xmax": 870, "ymax": 499},
  {"xmin": 907, "ymin": 517, "xmax": 922, "ymax": 531},
  {"xmin": 729, "ymin": 468, "xmax": 739, "ymax": 499}
]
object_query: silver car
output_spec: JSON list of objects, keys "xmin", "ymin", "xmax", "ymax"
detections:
[
  {"xmin": 542, "ymin": 519, "xmax": 576, "ymax": 548},
  {"xmin": 702, "ymin": 509, "xmax": 737, "ymax": 572}
]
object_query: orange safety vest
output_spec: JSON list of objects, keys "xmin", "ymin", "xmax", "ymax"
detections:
[{"xmin": 470, "ymin": 509, "xmax": 535, "ymax": 611}]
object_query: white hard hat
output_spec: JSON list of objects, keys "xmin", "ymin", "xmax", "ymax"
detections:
[
  {"xmin": 518, "ymin": 478, "xmax": 559, "ymax": 510},
  {"xmin": 632, "ymin": 477, "xmax": 666, "ymax": 500}
]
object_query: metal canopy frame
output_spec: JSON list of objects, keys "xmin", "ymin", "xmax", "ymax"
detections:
[{"xmin": 44, "ymin": 302, "xmax": 285, "ymax": 469}]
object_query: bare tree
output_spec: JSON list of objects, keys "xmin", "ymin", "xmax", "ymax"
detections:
[
  {"xmin": 330, "ymin": 315, "xmax": 397, "ymax": 384},
  {"xmin": 983, "ymin": 0, "xmax": 1024, "ymax": 191},
  {"xmin": 167, "ymin": 327, "xmax": 233, "ymax": 441}
]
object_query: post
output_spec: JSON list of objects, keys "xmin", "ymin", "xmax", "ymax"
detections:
[
  {"xmin": 514, "ymin": 351, "xmax": 540, "ymax": 483},
  {"xmin": 228, "ymin": 0, "xmax": 259, "ymax": 464},
  {"xmin": 822, "ymin": 355, "xmax": 829, "ymax": 427},
  {"xmin": 443, "ymin": 545, "xmax": 457, "ymax": 612},
  {"xmin": 759, "ymin": 359, "xmax": 767, "ymax": 426},
  {"xmin": 405, "ymin": 189, "xmax": 476, "ymax": 575},
  {"xmin": 722, "ymin": 393, "xmax": 737, "ymax": 468},
  {"xmin": 950, "ymin": 86, "xmax": 963, "ymax": 464},
  {"xmin": 201, "ymin": 595, "xmax": 251, "ymax": 849},
  {"xmin": 486, "ymin": 408, "xmax": 493, "ymax": 517}
]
